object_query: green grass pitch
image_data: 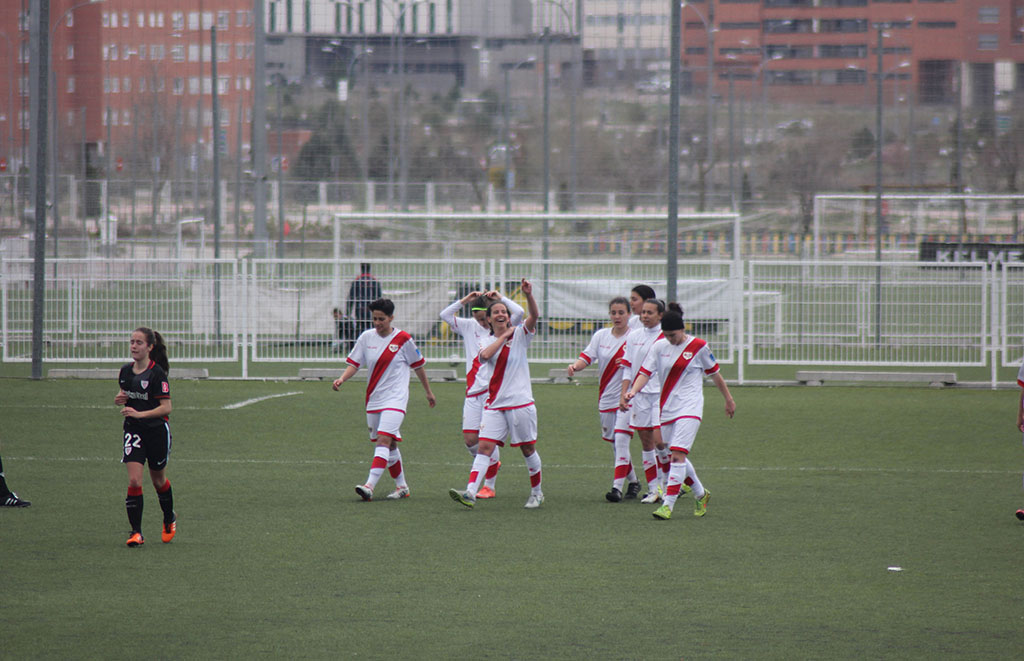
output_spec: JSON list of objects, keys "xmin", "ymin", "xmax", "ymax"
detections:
[{"xmin": 2, "ymin": 379, "xmax": 1024, "ymax": 659}]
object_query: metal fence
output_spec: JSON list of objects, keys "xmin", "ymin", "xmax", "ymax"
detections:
[{"xmin": 2, "ymin": 256, "xmax": 1019, "ymax": 385}]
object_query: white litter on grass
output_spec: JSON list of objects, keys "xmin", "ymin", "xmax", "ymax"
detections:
[
  {"xmin": 887, "ymin": 566, "xmax": 903, "ymax": 572},
  {"xmin": 222, "ymin": 391, "xmax": 303, "ymax": 410}
]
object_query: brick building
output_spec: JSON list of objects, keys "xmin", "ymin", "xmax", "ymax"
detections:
[
  {"xmin": 683, "ymin": 0, "xmax": 1024, "ymax": 108},
  {"xmin": 0, "ymin": 0, "xmax": 255, "ymax": 174}
]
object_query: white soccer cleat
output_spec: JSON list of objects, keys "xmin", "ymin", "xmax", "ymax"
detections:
[
  {"xmin": 640, "ymin": 490, "xmax": 662, "ymax": 504},
  {"xmin": 524, "ymin": 492, "xmax": 545, "ymax": 509},
  {"xmin": 385, "ymin": 486, "xmax": 410, "ymax": 500},
  {"xmin": 355, "ymin": 484, "xmax": 374, "ymax": 501}
]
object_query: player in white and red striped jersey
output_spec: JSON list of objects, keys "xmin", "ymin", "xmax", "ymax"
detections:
[
  {"xmin": 626, "ymin": 309, "xmax": 735, "ymax": 521},
  {"xmin": 619, "ymin": 298, "xmax": 676, "ymax": 503},
  {"xmin": 440, "ymin": 290, "xmax": 524, "ymax": 499},
  {"xmin": 628, "ymin": 284, "xmax": 656, "ymax": 330},
  {"xmin": 333, "ymin": 298, "xmax": 436, "ymax": 502},
  {"xmin": 566, "ymin": 296, "xmax": 641, "ymax": 502},
  {"xmin": 449, "ymin": 279, "xmax": 544, "ymax": 509},
  {"xmin": 1015, "ymin": 361, "xmax": 1024, "ymax": 522}
]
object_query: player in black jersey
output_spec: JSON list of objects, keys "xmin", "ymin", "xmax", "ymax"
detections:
[{"xmin": 115, "ymin": 327, "xmax": 176, "ymax": 547}]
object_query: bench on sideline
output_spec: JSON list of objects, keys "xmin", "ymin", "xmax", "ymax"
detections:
[
  {"xmin": 795, "ymin": 370, "xmax": 957, "ymax": 387},
  {"xmin": 298, "ymin": 368, "xmax": 459, "ymax": 382},
  {"xmin": 48, "ymin": 367, "xmax": 209, "ymax": 379},
  {"xmin": 548, "ymin": 368, "xmax": 599, "ymax": 384}
]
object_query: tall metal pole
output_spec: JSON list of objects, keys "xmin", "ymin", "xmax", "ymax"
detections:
[
  {"xmin": 29, "ymin": 0, "xmax": 50, "ymax": 379},
  {"xmin": 211, "ymin": 26, "xmax": 222, "ymax": 339},
  {"xmin": 542, "ymin": 27, "xmax": 550, "ymax": 221},
  {"xmin": 252, "ymin": 0, "xmax": 268, "ymax": 256},
  {"xmin": 874, "ymin": 24, "xmax": 883, "ymax": 347},
  {"xmin": 49, "ymin": 61, "xmax": 59, "ymax": 259},
  {"xmin": 667, "ymin": 0, "xmax": 681, "ymax": 303},
  {"xmin": 398, "ymin": 13, "xmax": 408, "ymax": 210},
  {"xmin": 276, "ymin": 83, "xmax": 285, "ymax": 262},
  {"xmin": 706, "ymin": 1, "xmax": 715, "ymax": 209},
  {"xmin": 503, "ymin": 68, "xmax": 512, "ymax": 217},
  {"xmin": 728, "ymin": 68, "xmax": 735, "ymax": 211},
  {"xmin": 570, "ymin": 0, "xmax": 582, "ymax": 211}
]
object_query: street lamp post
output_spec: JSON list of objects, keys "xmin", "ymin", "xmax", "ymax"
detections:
[
  {"xmin": 49, "ymin": 0, "xmax": 105, "ymax": 259},
  {"xmin": 682, "ymin": 1, "xmax": 715, "ymax": 210},
  {"xmin": 502, "ymin": 56, "xmax": 536, "ymax": 224},
  {"xmin": 541, "ymin": 0, "xmax": 580, "ymax": 211}
]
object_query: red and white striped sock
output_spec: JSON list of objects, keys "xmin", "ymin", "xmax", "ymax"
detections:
[
  {"xmin": 641, "ymin": 449, "xmax": 658, "ymax": 491},
  {"xmin": 466, "ymin": 452, "xmax": 490, "ymax": 496},
  {"xmin": 525, "ymin": 450, "xmax": 542, "ymax": 493},
  {"xmin": 612, "ymin": 432, "xmax": 632, "ymax": 490},
  {"xmin": 656, "ymin": 447, "xmax": 671, "ymax": 490},
  {"xmin": 664, "ymin": 462, "xmax": 688, "ymax": 509},
  {"xmin": 387, "ymin": 448, "xmax": 407, "ymax": 488},
  {"xmin": 366, "ymin": 445, "xmax": 390, "ymax": 489},
  {"xmin": 484, "ymin": 446, "xmax": 501, "ymax": 489}
]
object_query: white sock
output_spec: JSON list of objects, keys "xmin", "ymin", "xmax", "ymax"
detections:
[
  {"xmin": 663, "ymin": 462, "xmax": 688, "ymax": 509},
  {"xmin": 641, "ymin": 449, "xmax": 658, "ymax": 491},
  {"xmin": 466, "ymin": 452, "xmax": 490, "ymax": 496},
  {"xmin": 484, "ymin": 446, "xmax": 501, "ymax": 489},
  {"xmin": 656, "ymin": 446, "xmax": 671, "ymax": 489},
  {"xmin": 387, "ymin": 448, "xmax": 407, "ymax": 489},
  {"xmin": 366, "ymin": 445, "xmax": 390, "ymax": 489},
  {"xmin": 612, "ymin": 433, "xmax": 632, "ymax": 490},
  {"xmin": 686, "ymin": 458, "xmax": 705, "ymax": 500},
  {"xmin": 525, "ymin": 451, "xmax": 542, "ymax": 494}
]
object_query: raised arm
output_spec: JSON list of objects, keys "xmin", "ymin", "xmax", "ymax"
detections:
[
  {"xmin": 440, "ymin": 291, "xmax": 479, "ymax": 327},
  {"xmin": 521, "ymin": 279, "xmax": 539, "ymax": 334}
]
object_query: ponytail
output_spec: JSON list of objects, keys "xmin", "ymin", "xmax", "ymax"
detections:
[
  {"xmin": 667, "ymin": 301, "xmax": 683, "ymax": 315},
  {"xmin": 136, "ymin": 326, "xmax": 170, "ymax": 375}
]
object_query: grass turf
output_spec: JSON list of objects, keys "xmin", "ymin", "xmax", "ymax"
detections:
[{"xmin": 2, "ymin": 380, "xmax": 1023, "ymax": 659}]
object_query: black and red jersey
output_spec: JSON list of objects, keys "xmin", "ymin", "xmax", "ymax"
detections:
[{"xmin": 118, "ymin": 361, "xmax": 170, "ymax": 430}]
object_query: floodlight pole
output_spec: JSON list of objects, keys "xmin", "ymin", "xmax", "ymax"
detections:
[
  {"xmin": 30, "ymin": 0, "xmax": 50, "ymax": 379},
  {"xmin": 874, "ymin": 23, "xmax": 883, "ymax": 347},
  {"xmin": 667, "ymin": 0, "xmax": 681, "ymax": 303}
]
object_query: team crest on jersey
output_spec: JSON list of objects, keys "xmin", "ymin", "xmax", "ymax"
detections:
[
  {"xmin": 388, "ymin": 343, "xmax": 399, "ymax": 352},
  {"xmin": 682, "ymin": 352, "xmax": 693, "ymax": 360},
  {"xmin": 141, "ymin": 380, "xmax": 149, "ymax": 389},
  {"xmin": 161, "ymin": 382, "xmax": 169, "ymax": 394}
]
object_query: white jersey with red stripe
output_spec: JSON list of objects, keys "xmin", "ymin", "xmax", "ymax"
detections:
[
  {"xmin": 628, "ymin": 314, "xmax": 642, "ymax": 330},
  {"xmin": 439, "ymin": 296, "xmax": 524, "ymax": 397},
  {"xmin": 578, "ymin": 327, "xmax": 629, "ymax": 412},
  {"xmin": 483, "ymin": 324, "xmax": 535, "ymax": 410},
  {"xmin": 346, "ymin": 327, "xmax": 425, "ymax": 412},
  {"xmin": 621, "ymin": 324, "xmax": 664, "ymax": 396},
  {"xmin": 639, "ymin": 335, "xmax": 720, "ymax": 423}
]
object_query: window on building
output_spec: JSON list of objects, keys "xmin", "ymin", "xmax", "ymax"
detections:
[
  {"xmin": 189, "ymin": 44, "xmax": 200, "ymax": 61},
  {"xmin": 67, "ymin": 44, "xmax": 75, "ymax": 60},
  {"xmin": 66, "ymin": 76, "xmax": 75, "ymax": 93},
  {"xmin": 67, "ymin": 111, "xmax": 75, "ymax": 126},
  {"xmin": 203, "ymin": 12, "xmax": 214, "ymax": 30},
  {"xmin": 189, "ymin": 77, "xmax": 200, "ymax": 95},
  {"xmin": 287, "ymin": 0, "xmax": 295, "ymax": 32},
  {"xmin": 820, "ymin": 19, "xmax": 868, "ymax": 33},
  {"xmin": 138, "ymin": 12, "xmax": 145, "ymax": 28},
  {"xmin": 123, "ymin": 77, "xmax": 131, "ymax": 93},
  {"xmin": 721, "ymin": 22, "xmax": 761, "ymax": 30},
  {"xmin": 764, "ymin": 0, "xmax": 812, "ymax": 6},
  {"xmin": 188, "ymin": 12, "xmax": 200, "ymax": 30},
  {"xmin": 172, "ymin": 12, "xmax": 184, "ymax": 31},
  {"xmin": 685, "ymin": 46, "xmax": 706, "ymax": 55},
  {"xmin": 918, "ymin": 21, "xmax": 956, "ymax": 28},
  {"xmin": 218, "ymin": 76, "xmax": 230, "ymax": 94},
  {"xmin": 139, "ymin": 78, "xmax": 146, "ymax": 93},
  {"xmin": 237, "ymin": 10, "xmax": 247, "ymax": 27},
  {"xmin": 151, "ymin": 44, "xmax": 165, "ymax": 60},
  {"xmin": 818, "ymin": 44, "xmax": 867, "ymax": 58},
  {"xmin": 138, "ymin": 44, "xmax": 147, "ymax": 60},
  {"xmin": 978, "ymin": 34, "xmax": 998, "ymax": 50},
  {"xmin": 218, "ymin": 11, "xmax": 230, "ymax": 30},
  {"xmin": 171, "ymin": 45, "xmax": 185, "ymax": 62},
  {"xmin": 102, "ymin": 12, "xmax": 110, "ymax": 28},
  {"xmin": 154, "ymin": 77, "xmax": 165, "ymax": 92},
  {"xmin": 111, "ymin": 78, "xmax": 119, "ymax": 93},
  {"xmin": 110, "ymin": 44, "xmax": 118, "ymax": 60},
  {"xmin": 18, "ymin": 111, "xmax": 29, "ymax": 131},
  {"xmin": 764, "ymin": 19, "xmax": 812, "ymax": 33},
  {"xmin": 978, "ymin": 7, "xmax": 999, "ymax": 22},
  {"xmin": 218, "ymin": 44, "xmax": 230, "ymax": 61}
]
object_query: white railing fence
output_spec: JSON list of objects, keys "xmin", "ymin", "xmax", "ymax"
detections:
[{"xmin": 1, "ymin": 257, "xmax": 1018, "ymax": 386}]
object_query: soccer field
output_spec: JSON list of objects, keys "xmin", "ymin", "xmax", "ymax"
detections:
[{"xmin": 2, "ymin": 379, "xmax": 1023, "ymax": 659}]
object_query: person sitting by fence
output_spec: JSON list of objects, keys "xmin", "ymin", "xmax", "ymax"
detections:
[{"xmin": 346, "ymin": 263, "xmax": 383, "ymax": 336}]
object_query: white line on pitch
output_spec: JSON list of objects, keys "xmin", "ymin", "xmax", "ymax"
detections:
[{"xmin": 222, "ymin": 391, "xmax": 303, "ymax": 410}]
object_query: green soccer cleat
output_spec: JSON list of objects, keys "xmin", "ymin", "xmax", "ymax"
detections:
[
  {"xmin": 449, "ymin": 488, "xmax": 475, "ymax": 508},
  {"xmin": 652, "ymin": 504, "xmax": 672, "ymax": 520},
  {"xmin": 694, "ymin": 488, "xmax": 711, "ymax": 517}
]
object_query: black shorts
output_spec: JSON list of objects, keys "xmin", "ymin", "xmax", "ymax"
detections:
[{"xmin": 121, "ymin": 423, "xmax": 172, "ymax": 470}]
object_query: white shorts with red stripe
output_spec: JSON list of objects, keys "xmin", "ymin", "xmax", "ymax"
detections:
[
  {"xmin": 367, "ymin": 409, "xmax": 405, "ymax": 442},
  {"xmin": 600, "ymin": 409, "xmax": 633, "ymax": 442},
  {"xmin": 479, "ymin": 404, "xmax": 537, "ymax": 447},
  {"xmin": 462, "ymin": 392, "xmax": 486, "ymax": 433},
  {"xmin": 629, "ymin": 392, "xmax": 660, "ymax": 431},
  {"xmin": 661, "ymin": 416, "xmax": 700, "ymax": 453}
]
